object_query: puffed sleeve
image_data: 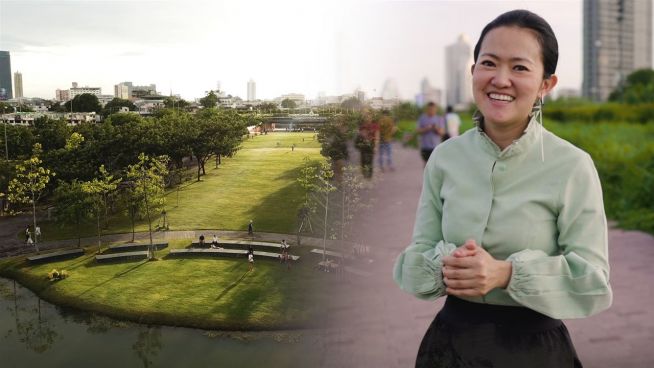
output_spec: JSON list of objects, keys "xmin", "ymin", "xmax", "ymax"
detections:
[
  {"xmin": 393, "ymin": 157, "xmax": 457, "ymax": 300},
  {"xmin": 505, "ymin": 153, "xmax": 613, "ymax": 319}
]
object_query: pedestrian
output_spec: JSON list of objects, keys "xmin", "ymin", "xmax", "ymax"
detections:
[
  {"xmin": 444, "ymin": 105, "xmax": 461, "ymax": 140},
  {"xmin": 416, "ymin": 102, "xmax": 445, "ymax": 166},
  {"xmin": 248, "ymin": 252, "xmax": 254, "ymax": 272},
  {"xmin": 377, "ymin": 109, "xmax": 397, "ymax": 172},
  {"xmin": 355, "ymin": 110, "xmax": 379, "ymax": 178},
  {"xmin": 393, "ymin": 10, "xmax": 609, "ymax": 367},
  {"xmin": 25, "ymin": 226, "xmax": 30, "ymax": 243},
  {"xmin": 292, "ymin": 144, "xmax": 296, "ymax": 151},
  {"xmin": 248, "ymin": 220, "xmax": 254, "ymax": 236},
  {"xmin": 35, "ymin": 226, "xmax": 41, "ymax": 242}
]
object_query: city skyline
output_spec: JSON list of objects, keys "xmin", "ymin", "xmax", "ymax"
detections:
[{"xmin": 1, "ymin": 0, "xmax": 653, "ymax": 101}]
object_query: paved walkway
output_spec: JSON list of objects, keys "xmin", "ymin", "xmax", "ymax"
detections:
[
  {"xmin": 0, "ymin": 227, "xmax": 345, "ymax": 258},
  {"xmin": 314, "ymin": 142, "xmax": 654, "ymax": 368}
]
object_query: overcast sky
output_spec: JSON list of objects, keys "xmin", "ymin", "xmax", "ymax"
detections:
[{"xmin": 1, "ymin": 0, "xmax": 652, "ymax": 101}]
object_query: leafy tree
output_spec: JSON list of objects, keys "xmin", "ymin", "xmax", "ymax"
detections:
[
  {"xmin": 53, "ymin": 180, "xmax": 92, "ymax": 247},
  {"xmin": 340, "ymin": 97, "xmax": 363, "ymax": 111},
  {"xmin": 609, "ymin": 69, "xmax": 654, "ymax": 104},
  {"xmin": 4, "ymin": 124, "xmax": 36, "ymax": 160},
  {"xmin": 163, "ymin": 97, "xmax": 190, "ymax": 111},
  {"xmin": 191, "ymin": 109, "xmax": 247, "ymax": 180},
  {"xmin": 65, "ymin": 132, "xmax": 85, "ymax": 151},
  {"xmin": 122, "ymin": 153, "xmax": 169, "ymax": 253},
  {"xmin": 81, "ymin": 165, "xmax": 120, "ymax": 253},
  {"xmin": 34, "ymin": 117, "xmax": 71, "ymax": 152},
  {"xmin": 7, "ymin": 143, "xmax": 55, "ymax": 251},
  {"xmin": 281, "ymin": 98, "xmax": 297, "ymax": 109},
  {"xmin": 199, "ymin": 91, "xmax": 219, "ymax": 109},
  {"xmin": 297, "ymin": 157, "xmax": 335, "ymax": 259},
  {"xmin": 0, "ymin": 101, "xmax": 14, "ymax": 114},
  {"xmin": 102, "ymin": 98, "xmax": 137, "ymax": 117},
  {"xmin": 63, "ymin": 93, "xmax": 102, "ymax": 113}
]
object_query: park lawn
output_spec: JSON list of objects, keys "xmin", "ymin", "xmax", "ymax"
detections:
[
  {"xmin": 0, "ymin": 239, "xmax": 333, "ymax": 330},
  {"xmin": 39, "ymin": 132, "xmax": 324, "ymax": 241}
]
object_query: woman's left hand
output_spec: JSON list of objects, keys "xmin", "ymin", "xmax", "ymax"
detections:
[{"xmin": 441, "ymin": 242, "xmax": 512, "ymax": 297}]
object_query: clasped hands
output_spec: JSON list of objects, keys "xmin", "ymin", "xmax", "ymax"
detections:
[{"xmin": 441, "ymin": 239, "xmax": 513, "ymax": 297}]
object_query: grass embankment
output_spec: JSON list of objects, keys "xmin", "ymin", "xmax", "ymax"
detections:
[
  {"xmin": 395, "ymin": 115, "xmax": 654, "ymax": 234},
  {"xmin": 39, "ymin": 132, "xmax": 324, "ymax": 241},
  {"xmin": 0, "ymin": 239, "xmax": 332, "ymax": 330}
]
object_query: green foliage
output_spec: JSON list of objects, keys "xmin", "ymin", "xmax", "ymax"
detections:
[
  {"xmin": 317, "ymin": 115, "xmax": 351, "ymax": 162},
  {"xmin": 392, "ymin": 101, "xmax": 422, "ymax": 121},
  {"xmin": 546, "ymin": 120, "xmax": 654, "ymax": 234},
  {"xmin": 340, "ymin": 97, "xmax": 363, "ymax": 111},
  {"xmin": 546, "ymin": 102, "xmax": 654, "ymax": 124},
  {"xmin": 199, "ymin": 90, "xmax": 219, "ymax": 109},
  {"xmin": 81, "ymin": 165, "xmax": 121, "ymax": 251},
  {"xmin": 63, "ymin": 93, "xmax": 102, "ymax": 113},
  {"xmin": 609, "ymin": 68, "xmax": 654, "ymax": 104},
  {"xmin": 64, "ymin": 132, "xmax": 85, "ymax": 151},
  {"xmin": 7, "ymin": 143, "xmax": 55, "ymax": 250},
  {"xmin": 53, "ymin": 179, "xmax": 92, "ymax": 246},
  {"xmin": 163, "ymin": 97, "xmax": 190, "ymax": 110},
  {"xmin": 102, "ymin": 98, "xmax": 137, "ymax": 117},
  {"xmin": 281, "ymin": 98, "xmax": 297, "ymax": 109}
]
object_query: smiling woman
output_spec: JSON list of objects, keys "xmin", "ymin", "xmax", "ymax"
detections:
[{"xmin": 393, "ymin": 9, "xmax": 611, "ymax": 368}]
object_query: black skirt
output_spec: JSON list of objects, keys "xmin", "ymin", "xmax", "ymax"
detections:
[{"xmin": 416, "ymin": 296, "xmax": 583, "ymax": 368}]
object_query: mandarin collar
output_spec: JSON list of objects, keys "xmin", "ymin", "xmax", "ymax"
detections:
[{"xmin": 472, "ymin": 111, "xmax": 540, "ymax": 160}]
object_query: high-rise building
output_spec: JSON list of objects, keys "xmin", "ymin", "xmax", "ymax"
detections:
[
  {"xmin": 416, "ymin": 78, "xmax": 442, "ymax": 107},
  {"xmin": 0, "ymin": 51, "xmax": 12, "ymax": 100},
  {"xmin": 583, "ymin": 0, "xmax": 653, "ymax": 101},
  {"xmin": 14, "ymin": 71, "xmax": 23, "ymax": 99},
  {"xmin": 381, "ymin": 78, "xmax": 399, "ymax": 100},
  {"xmin": 114, "ymin": 82, "xmax": 130, "ymax": 99},
  {"xmin": 445, "ymin": 34, "xmax": 473, "ymax": 110},
  {"xmin": 247, "ymin": 79, "xmax": 256, "ymax": 101}
]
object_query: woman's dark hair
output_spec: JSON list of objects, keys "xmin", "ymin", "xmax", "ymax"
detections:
[{"xmin": 473, "ymin": 9, "xmax": 558, "ymax": 79}]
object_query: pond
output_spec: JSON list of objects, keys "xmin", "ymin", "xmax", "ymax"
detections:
[{"xmin": 0, "ymin": 277, "xmax": 323, "ymax": 367}]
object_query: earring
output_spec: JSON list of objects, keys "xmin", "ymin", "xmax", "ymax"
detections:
[{"xmin": 534, "ymin": 95, "xmax": 545, "ymax": 162}]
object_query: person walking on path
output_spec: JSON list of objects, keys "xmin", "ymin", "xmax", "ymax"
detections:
[
  {"xmin": 248, "ymin": 252, "xmax": 254, "ymax": 272},
  {"xmin": 378, "ymin": 110, "xmax": 398, "ymax": 172},
  {"xmin": 24, "ymin": 226, "xmax": 30, "ymax": 244},
  {"xmin": 415, "ymin": 102, "xmax": 445, "ymax": 165},
  {"xmin": 393, "ymin": 10, "xmax": 611, "ymax": 368},
  {"xmin": 355, "ymin": 110, "xmax": 380, "ymax": 179},
  {"xmin": 444, "ymin": 105, "xmax": 461, "ymax": 140}
]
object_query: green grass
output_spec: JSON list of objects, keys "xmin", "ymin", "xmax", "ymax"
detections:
[
  {"xmin": 39, "ymin": 133, "xmax": 324, "ymax": 241},
  {"xmin": 0, "ymin": 239, "xmax": 333, "ymax": 330}
]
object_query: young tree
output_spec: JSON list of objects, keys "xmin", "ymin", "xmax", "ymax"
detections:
[
  {"xmin": 8, "ymin": 143, "xmax": 55, "ymax": 251},
  {"xmin": 281, "ymin": 98, "xmax": 297, "ymax": 109},
  {"xmin": 81, "ymin": 165, "xmax": 120, "ymax": 254},
  {"xmin": 297, "ymin": 157, "xmax": 335, "ymax": 261},
  {"xmin": 199, "ymin": 91, "xmax": 219, "ymax": 109},
  {"xmin": 123, "ymin": 153, "xmax": 169, "ymax": 258},
  {"xmin": 53, "ymin": 180, "xmax": 92, "ymax": 247}
]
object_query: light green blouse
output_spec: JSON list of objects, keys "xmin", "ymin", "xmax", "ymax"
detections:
[{"xmin": 392, "ymin": 114, "xmax": 612, "ymax": 319}]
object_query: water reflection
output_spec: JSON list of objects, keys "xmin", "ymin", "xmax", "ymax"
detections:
[
  {"xmin": 133, "ymin": 326, "xmax": 162, "ymax": 368},
  {"xmin": 0, "ymin": 277, "xmax": 321, "ymax": 368},
  {"xmin": 4, "ymin": 280, "xmax": 60, "ymax": 354}
]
